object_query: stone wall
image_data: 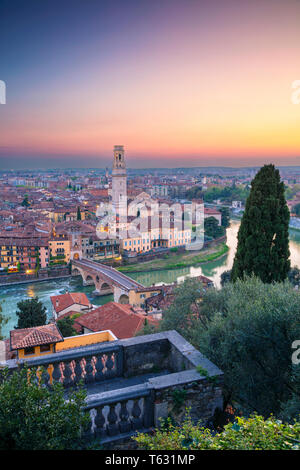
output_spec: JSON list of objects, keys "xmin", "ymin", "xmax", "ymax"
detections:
[
  {"xmin": 122, "ymin": 336, "xmax": 171, "ymax": 377},
  {"xmin": 154, "ymin": 376, "xmax": 224, "ymax": 427},
  {"xmin": 0, "ymin": 265, "xmax": 70, "ymax": 285}
]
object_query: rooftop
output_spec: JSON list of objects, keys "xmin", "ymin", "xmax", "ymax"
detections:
[
  {"xmin": 75, "ymin": 301, "xmax": 159, "ymax": 339},
  {"xmin": 50, "ymin": 292, "xmax": 91, "ymax": 314},
  {"xmin": 10, "ymin": 323, "xmax": 64, "ymax": 350}
]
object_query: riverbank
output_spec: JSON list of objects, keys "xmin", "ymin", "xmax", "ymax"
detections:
[
  {"xmin": 118, "ymin": 242, "xmax": 229, "ymax": 273},
  {"xmin": 0, "ymin": 274, "xmax": 71, "ymax": 288}
]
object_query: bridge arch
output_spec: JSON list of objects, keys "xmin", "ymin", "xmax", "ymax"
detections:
[
  {"xmin": 119, "ymin": 294, "xmax": 129, "ymax": 304},
  {"xmin": 100, "ymin": 282, "xmax": 110, "ymax": 291},
  {"xmin": 84, "ymin": 274, "xmax": 95, "ymax": 286}
]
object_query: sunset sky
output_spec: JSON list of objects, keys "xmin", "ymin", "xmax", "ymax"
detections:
[{"xmin": 0, "ymin": 0, "xmax": 300, "ymax": 169}]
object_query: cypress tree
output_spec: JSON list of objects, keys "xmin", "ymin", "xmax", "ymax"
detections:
[{"xmin": 231, "ymin": 164, "xmax": 290, "ymax": 283}]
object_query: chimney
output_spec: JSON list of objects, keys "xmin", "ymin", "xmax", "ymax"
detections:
[{"xmin": 56, "ymin": 299, "xmax": 59, "ymax": 309}]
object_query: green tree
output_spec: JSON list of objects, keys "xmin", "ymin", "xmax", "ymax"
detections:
[
  {"xmin": 220, "ymin": 269, "xmax": 231, "ymax": 286},
  {"xmin": 220, "ymin": 206, "xmax": 230, "ymax": 228},
  {"xmin": 158, "ymin": 276, "xmax": 300, "ymax": 420},
  {"xmin": 134, "ymin": 413, "xmax": 300, "ymax": 450},
  {"xmin": 0, "ymin": 302, "xmax": 8, "ymax": 340},
  {"xmin": 281, "ymin": 365, "xmax": 300, "ymax": 422},
  {"xmin": 193, "ymin": 277, "xmax": 300, "ymax": 418},
  {"xmin": 288, "ymin": 266, "xmax": 300, "ymax": 287},
  {"xmin": 0, "ymin": 366, "xmax": 89, "ymax": 450},
  {"xmin": 204, "ymin": 217, "xmax": 225, "ymax": 239},
  {"xmin": 185, "ymin": 185, "xmax": 203, "ymax": 200},
  {"xmin": 21, "ymin": 194, "xmax": 30, "ymax": 207},
  {"xmin": 77, "ymin": 206, "xmax": 81, "ymax": 220},
  {"xmin": 57, "ymin": 316, "xmax": 77, "ymax": 337},
  {"xmin": 135, "ymin": 318, "xmax": 159, "ymax": 336},
  {"xmin": 15, "ymin": 297, "xmax": 47, "ymax": 329},
  {"xmin": 232, "ymin": 164, "xmax": 290, "ymax": 283},
  {"xmin": 159, "ymin": 278, "xmax": 209, "ymax": 340}
]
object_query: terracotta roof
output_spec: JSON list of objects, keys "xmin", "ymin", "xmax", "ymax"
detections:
[
  {"xmin": 75, "ymin": 302, "xmax": 159, "ymax": 339},
  {"xmin": 50, "ymin": 292, "xmax": 91, "ymax": 314},
  {"xmin": 55, "ymin": 311, "xmax": 82, "ymax": 333},
  {"xmin": 204, "ymin": 208, "xmax": 221, "ymax": 215},
  {"xmin": 10, "ymin": 324, "xmax": 64, "ymax": 350}
]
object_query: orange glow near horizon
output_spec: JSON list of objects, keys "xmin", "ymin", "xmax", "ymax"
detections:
[{"xmin": 0, "ymin": 0, "xmax": 300, "ymax": 167}]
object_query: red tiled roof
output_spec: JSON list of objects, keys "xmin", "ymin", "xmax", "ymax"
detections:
[
  {"xmin": 204, "ymin": 208, "xmax": 221, "ymax": 215},
  {"xmin": 55, "ymin": 311, "xmax": 82, "ymax": 333},
  {"xmin": 50, "ymin": 292, "xmax": 91, "ymax": 314},
  {"xmin": 75, "ymin": 302, "xmax": 159, "ymax": 339},
  {"xmin": 10, "ymin": 324, "xmax": 64, "ymax": 350}
]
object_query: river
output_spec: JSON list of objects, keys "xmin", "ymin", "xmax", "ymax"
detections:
[{"xmin": 1, "ymin": 219, "xmax": 300, "ymax": 338}]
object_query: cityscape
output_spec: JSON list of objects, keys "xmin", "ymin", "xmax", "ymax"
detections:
[{"xmin": 0, "ymin": 0, "xmax": 299, "ymax": 455}]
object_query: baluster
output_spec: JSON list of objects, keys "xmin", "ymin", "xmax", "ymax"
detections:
[
  {"xmin": 94, "ymin": 405, "xmax": 106, "ymax": 437},
  {"xmin": 52, "ymin": 362, "xmax": 61, "ymax": 384},
  {"xmin": 63, "ymin": 361, "xmax": 73, "ymax": 388},
  {"xmin": 73, "ymin": 358, "xmax": 83, "ymax": 386},
  {"xmin": 119, "ymin": 401, "xmax": 131, "ymax": 433},
  {"xmin": 84, "ymin": 356, "xmax": 94, "ymax": 384},
  {"xmin": 131, "ymin": 399, "xmax": 143, "ymax": 429},
  {"xmin": 107, "ymin": 404, "xmax": 118, "ymax": 436},
  {"xmin": 105, "ymin": 353, "xmax": 114, "ymax": 378},
  {"xmin": 95, "ymin": 355, "xmax": 104, "ymax": 382}
]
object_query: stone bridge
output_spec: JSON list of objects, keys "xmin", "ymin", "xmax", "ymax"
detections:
[{"xmin": 72, "ymin": 258, "xmax": 144, "ymax": 303}]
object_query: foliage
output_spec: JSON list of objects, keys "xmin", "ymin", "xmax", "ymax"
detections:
[
  {"xmin": 285, "ymin": 184, "xmax": 300, "ymax": 201},
  {"xmin": 193, "ymin": 277, "xmax": 300, "ymax": 418},
  {"xmin": 171, "ymin": 389, "xmax": 187, "ymax": 412},
  {"xmin": 232, "ymin": 164, "xmax": 290, "ymax": 283},
  {"xmin": 204, "ymin": 217, "xmax": 225, "ymax": 239},
  {"xmin": 158, "ymin": 276, "xmax": 300, "ymax": 420},
  {"xmin": 21, "ymin": 194, "xmax": 30, "ymax": 207},
  {"xmin": 288, "ymin": 266, "xmax": 300, "ymax": 287},
  {"xmin": 0, "ymin": 366, "xmax": 89, "ymax": 450},
  {"xmin": 185, "ymin": 185, "xmax": 203, "ymax": 200},
  {"xmin": 220, "ymin": 269, "xmax": 231, "ymax": 286},
  {"xmin": 77, "ymin": 206, "xmax": 81, "ymax": 220},
  {"xmin": 134, "ymin": 413, "xmax": 300, "ymax": 450},
  {"xmin": 119, "ymin": 243, "xmax": 229, "ymax": 273},
  {"xmin": 220, "ymin": 206, "xmax": 230, "ymax": 228},
  {"xmin": 159, "ymin": 278, "xmax": 208, "ymax": 341},
  {"xmin": 56, "ymin": 316, "xmax": 78, "ymax": 337},
  {"xmin": 0, "ymin": 301, "xmax": 8, "ymax": 340},
  {"xmin": 135, "ymin": 318, "xmax": 159, "ymax": 336},
  {"xmin": 202, "ymin": 185, "xmax": 250, "ymax": 204},
  {"xmin": 15, "ymin": 297, "xmax": 47, "ymax": 329}
]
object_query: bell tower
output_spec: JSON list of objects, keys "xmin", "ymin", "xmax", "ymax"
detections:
[{"xmin": 112, "ymin": 145, "xmax": 127, "ymax": 215}]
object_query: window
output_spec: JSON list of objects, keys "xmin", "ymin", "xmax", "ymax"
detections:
[
  {"xmin": 24, "ymin": 346, "xmax": 35, "ymax": 356},
  {"xmin": 40, "ymin": 344, "xmax": 51, "ymax": 353}
]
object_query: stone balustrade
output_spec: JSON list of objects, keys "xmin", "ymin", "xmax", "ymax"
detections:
[{"xmin": 4, "ymin": 331, "xmax": 224, "ymax": 447}]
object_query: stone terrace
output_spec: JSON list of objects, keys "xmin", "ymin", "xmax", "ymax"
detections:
[{"xmin": 6, "ymin": 331, "xmax": 223, "ymax": 446}]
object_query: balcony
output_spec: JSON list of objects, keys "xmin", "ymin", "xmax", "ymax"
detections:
[{"xmin": 6, "ymin": 331, "xmax": 223, "ymax": 447}]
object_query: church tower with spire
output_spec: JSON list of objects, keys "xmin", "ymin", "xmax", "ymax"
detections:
[{"xmin": 112, "ymin": 145, "xmax": 127, "ymax": 215}]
